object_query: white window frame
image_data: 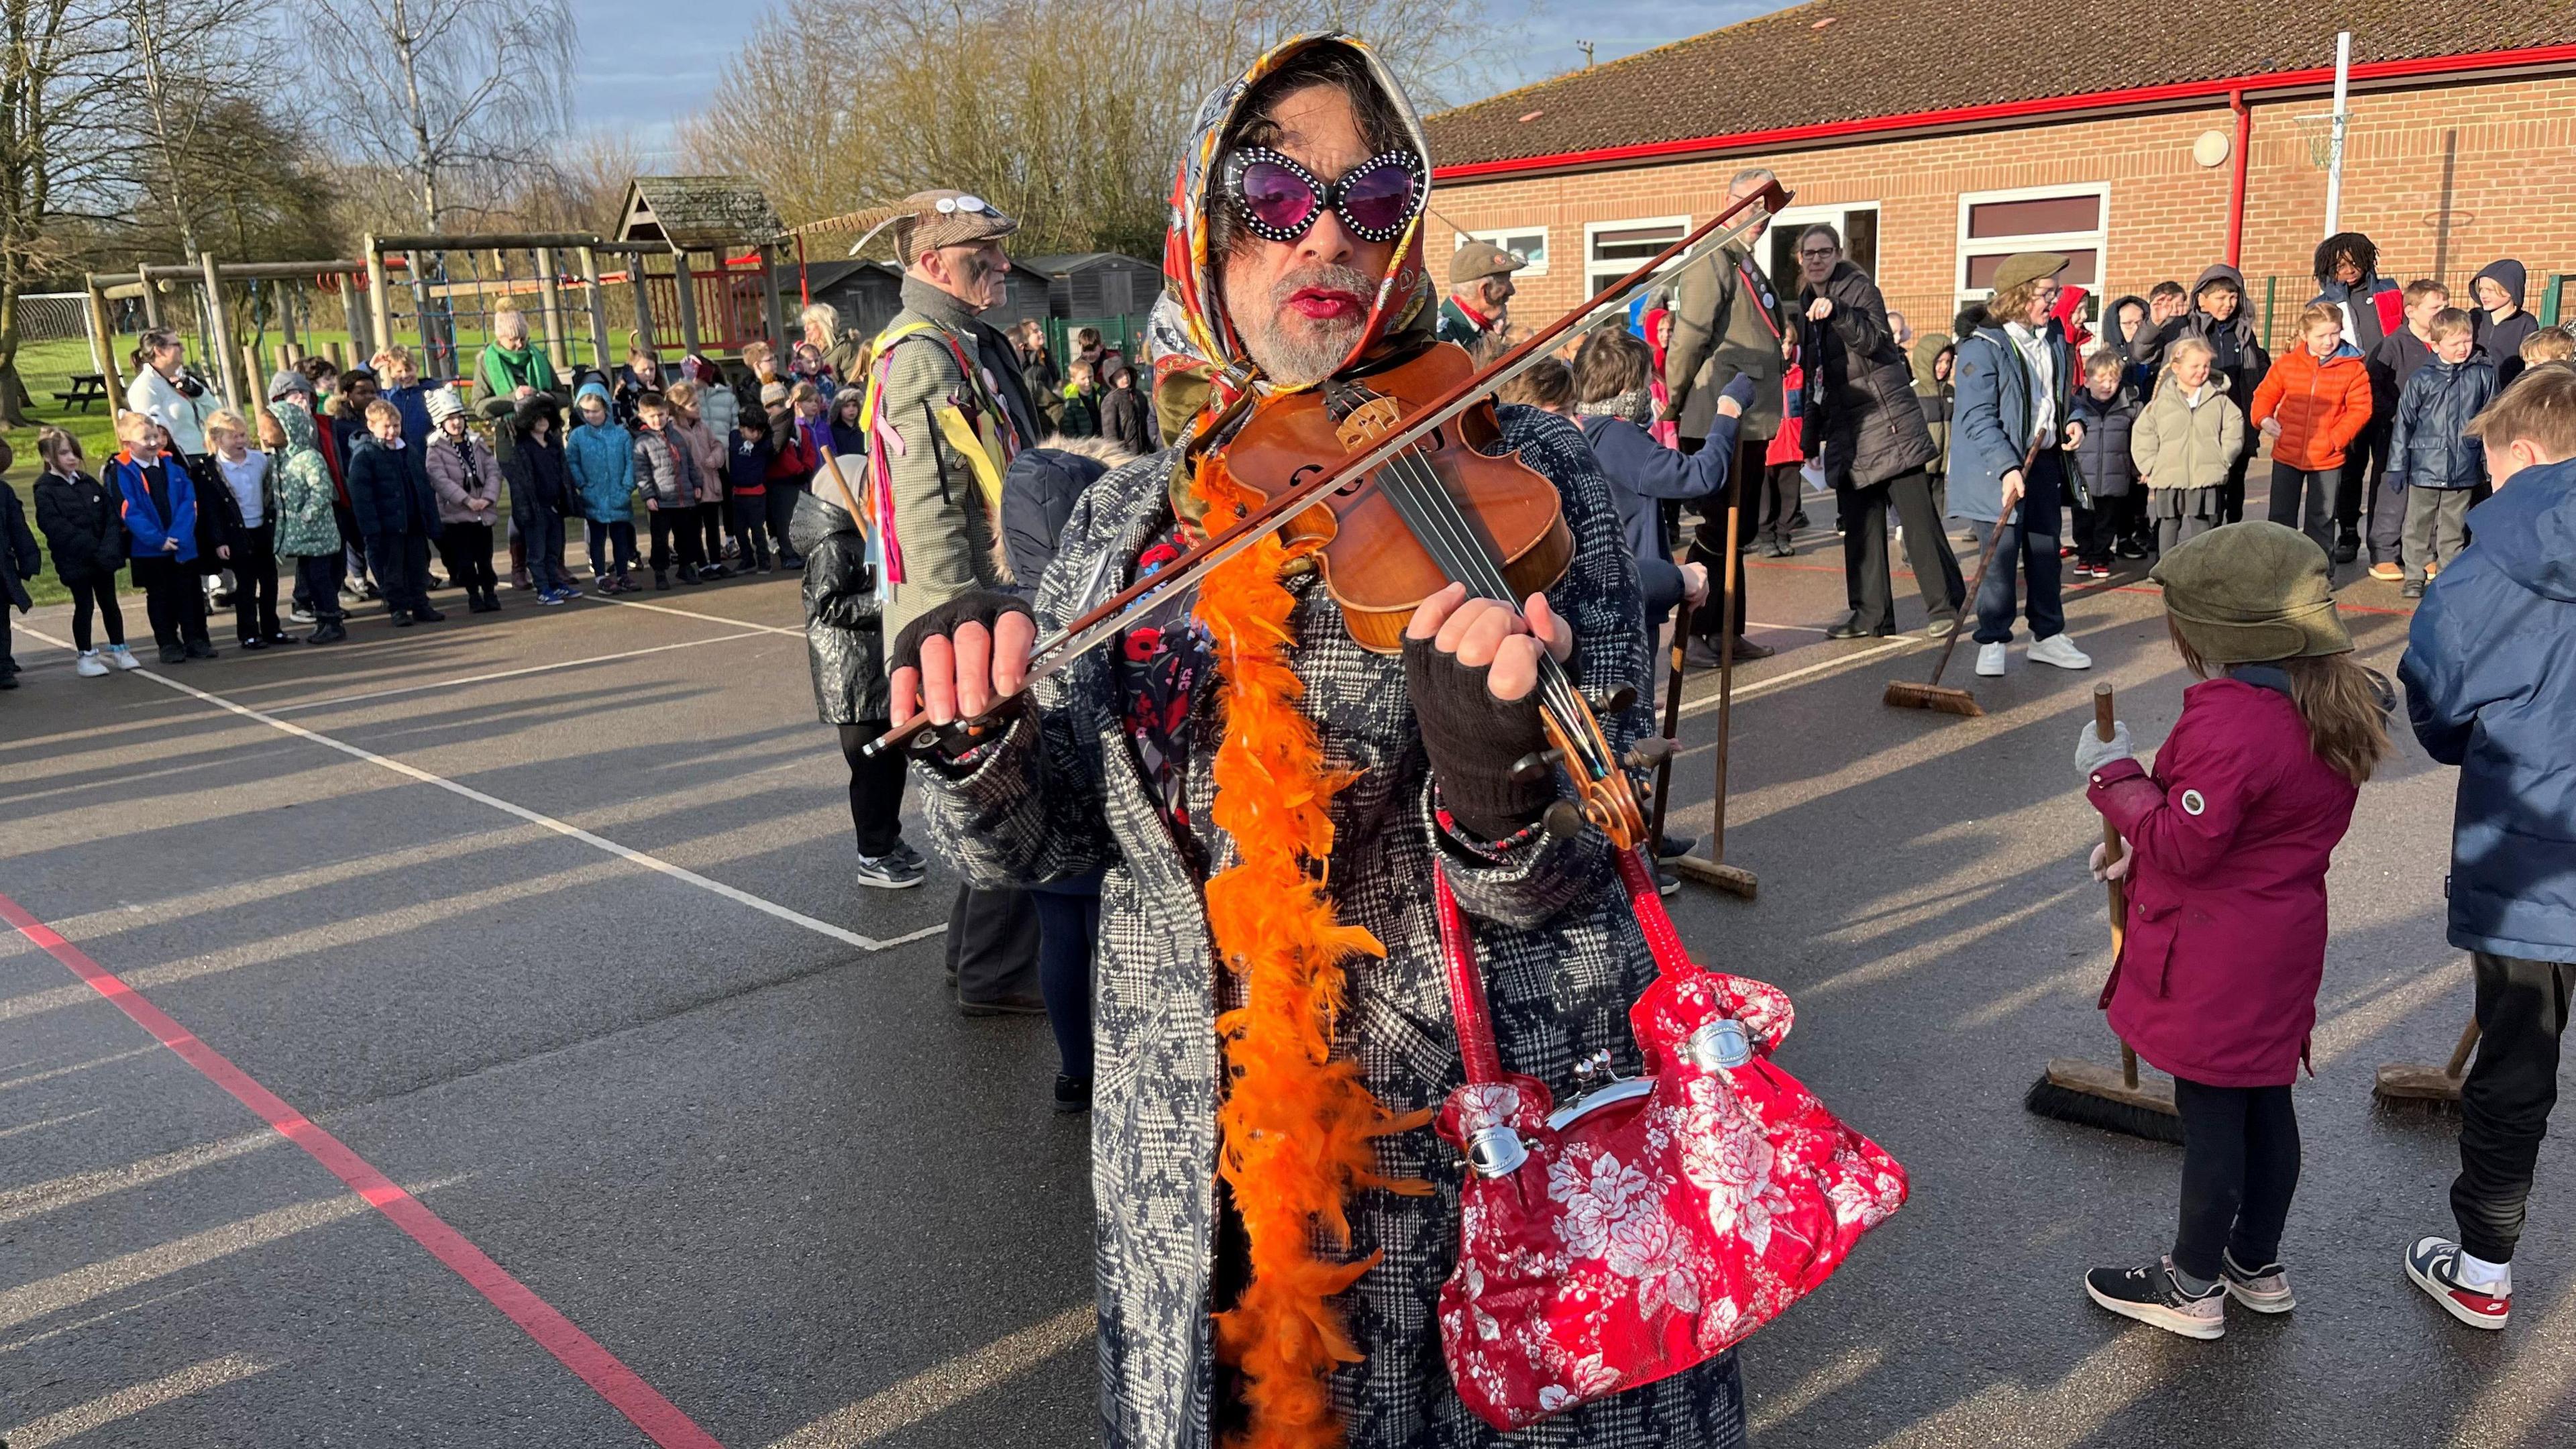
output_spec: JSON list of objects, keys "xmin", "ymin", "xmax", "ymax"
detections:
[
  {"xmin": 1584, "ymin": 213, "xmax": 1693, "ymax": 296},
  {"xmin": 1772, "ymin": 201, "xmax": 1879, "ymax": 248},
  {"xmin": 1954, "ymin": 182, "xmax": 2110, "ymax": 307},
  {"xmin": 1455, "ymin": 225, "xmax": 1550, "ymax": 277}
]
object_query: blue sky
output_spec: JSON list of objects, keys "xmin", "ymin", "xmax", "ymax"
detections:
[{"xmin": 570, "ymin": 0, "xmax": 1782, "ymax": 156}]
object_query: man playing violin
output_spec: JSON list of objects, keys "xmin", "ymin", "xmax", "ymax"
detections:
[{"xmin": 884, "ymin": 32, "xmax": 1748, "ymax": 1449}]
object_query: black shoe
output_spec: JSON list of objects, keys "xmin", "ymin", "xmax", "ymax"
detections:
[
  {"xmin": 887, "ymin": 840, "xmax": 927, "ymax": 871},
  {"xmin": 411, "ymin": 606, "xmax": 446, "ymax": 623},
  {"xmin": 957, "ymin": 992, "xmax": 1049, "ymax": 1018},
  {"xmin": 2333, "ymin": 533, "xmax": 2360, "ymax": 564},
  {"xmin": 777, "ymin": 552, "xmax": 804, "ymax": 570},
  {"xmin": 184, "ymin": 640, "xmax": 217, "ymax": 659},
  {"xmin": 1054, "ymin": 1075, "xmax": 1094, "ymax": 1114},
  {"xmin": 1730, "ymin": 635, "xmax": 1777, "ymax": 661},
  {"xmin": 1789, "ymin": 510, "xmax": 1809, "ymax": 530},
  {"xmin": 654, "ymin": 569, "xmax": 671, "ymax": 591},
  {"xmin": 239, "ymin": 636, "xmax": 268, "ymax": 651},
  {"xmin": 2401, "ymin": 580, "xmax": 2425, "ymax": 599},
  {"xmin": 1656, "ymin": 834, "xmax": 1697, "ymax": 860},
  {"xmin": 159, "ymin": 643, "xmax": 189, "ymax": 663},
  {"xmin": 2115, "ymin": 538, "xmax": 2149, "ymax": 559},
  {"xmin": 390, "ymin": 612, "xmax": 415, "ymax": 627},
  {"xmin": 264, "ymin": 631, "xmax": 301, "ymax": 646},
  {"xmin": 1824, "ymin": 614, "xmax": 1890, "ymax": 640},
  {"xmin": 698, "ymin": 564, "xmax": 731, "ymax": 581},
  {"xmin": 0, "ymin": 672, "xmax": 15, "ymax": 689},
  {"xmin": 2085, "ymin": 1256, "xmax": 2226, "ymax": 1340},
  {"xmin": 1657, "ymin": 867, "xmax": 1681, "ymax": 897},
  {"xmin": 678, "ymin": 566, "xmax": 701, "ymax": 585},
  {"xmin": 309, "ymin": 623, "xmax": 347, "ymax": 644},
  {"xmin": 1681, "ymin": 637, "xmax": 1729, "ymax": 672},
  {"xmin": 853, "ymin": 853, "xmax": 926, "ymax": 890}
]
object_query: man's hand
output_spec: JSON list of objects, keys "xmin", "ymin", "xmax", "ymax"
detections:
[
  {"xmin": 1998, "ymin": 470, "xmax": 2025, "ymax": 517},
  {"xmin": 2259, "ymin": 417, "xmax": 2282, "ymax": 439},
  {"xmin": 1805, "ymin": 297, "xmax": 1834, "ymax": 322},
  {"xmin": 2063, "ymin": 420, "xmax": 2086, "ymax": 450},
  {"xmin": 1403, "ymin": 583, "xmax": 1573, "ymax": 840},
  {"xmin": 1680, "ymin": 561, "xmax": 1711, "ymax": 610},
  {"xmin": 887, "ymin": 591, "xmax": 1038, "ymax": 732}
]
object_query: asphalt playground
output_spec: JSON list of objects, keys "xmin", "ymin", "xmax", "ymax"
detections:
[{"xmin": 1, "ymin": 493, "xmax": 2567, "ymax": 1448}]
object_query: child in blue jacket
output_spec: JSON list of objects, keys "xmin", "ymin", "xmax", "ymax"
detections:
[
  {"xmin": 2387, "ymin": 309, "xmax": 2498, "ymax": 596},
  {"xmin": 108, "ymin": 411, "xmax": 214, "ymax": 661},
  {"xmin": 566, "ymin": 380, "xmax": 639, "ymax": 592},
  {"xmin": 2398, "ymin": 363, "xmax": 2576, "ymax": 1334}
]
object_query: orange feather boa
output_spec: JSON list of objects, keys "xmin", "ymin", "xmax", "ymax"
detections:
[{"xmin": 1192, "ymin": 455, "xmax": 1432, "ymax": 1448}]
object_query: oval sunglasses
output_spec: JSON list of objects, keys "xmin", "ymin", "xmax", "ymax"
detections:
[{"xmin": 1222, "ymin": 148, "xmax": 1426, "ymax": 244}]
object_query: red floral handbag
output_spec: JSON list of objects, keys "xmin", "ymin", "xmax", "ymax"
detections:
[{"xmin": 1430, "ymin": 847, "xmax": 1908, "ymax": 1430}]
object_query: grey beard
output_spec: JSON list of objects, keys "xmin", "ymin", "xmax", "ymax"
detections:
[{"xmin": 1225, "ymin": 262, "xmax": 1375, "ymax": 387}]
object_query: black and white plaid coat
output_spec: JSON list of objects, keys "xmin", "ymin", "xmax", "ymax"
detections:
[{"xmin": 913, "ymin": 406, "xmax": 1747, "ymax": 1449}]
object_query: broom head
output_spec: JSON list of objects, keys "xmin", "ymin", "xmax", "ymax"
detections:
[
  {"xmin": 2025, "ymin": 1057, "xmax": 2184, "ymax": 1144},
  {"xmin": 1884, "ymin": 680, "xmax": 1984, "ymax": 716},
  {"xmin": 2373, "ymin": 1061, "xmax": 2467, "ymax": 1114},
  {"xmin": 1672, "ymin": 855, "xmax": 1758, "ymax": 899}
]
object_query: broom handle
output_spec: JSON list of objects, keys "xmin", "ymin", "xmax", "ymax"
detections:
[
  {"xmin": 1649, "ymin": 630, "xmax": 1687, "ymax": 853},
  {"xmin": 1920, "ymin": 438, "xmax": 2039, "ymax": 688},
  {"xmin": 2445, "ymin": 1016, "xmax": 2483, "ymax": 1079},
  {"xmin": 1711, "ymin": 455, "xmax": 1747, "ymax": 865},
  {"xmin": 2096, "ymin": 684, "xmax": 2135, "ymax": 1090}
]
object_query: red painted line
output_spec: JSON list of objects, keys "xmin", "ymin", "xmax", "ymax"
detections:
[
  {"xmin": 0, "ymin": 888, "xmax": 724, "ymax": 1449},
  {"xmin": 1433, "ymin": 43, "xmax": 2576, "ymax": 180}
]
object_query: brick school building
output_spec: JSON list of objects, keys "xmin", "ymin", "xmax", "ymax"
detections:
[{"xmin": 1424, "ymin": 3, "xmax": 2576, "ymax": 350}]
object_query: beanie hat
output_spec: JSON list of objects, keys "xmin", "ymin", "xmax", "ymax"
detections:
[
  {"xmin": 2149, "ymin": 521, "xmax": 2353, "ymax": 664},
  {"xmin": 425, "ymin": 386, "xmax": 465, "ymax": 425},
  {"xmin": 760, "ymin": 381, "xmax": 789, "ymax": 407}
]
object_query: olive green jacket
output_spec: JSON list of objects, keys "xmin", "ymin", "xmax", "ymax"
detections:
[
  {"xmin": 877, "ymin": 278, "xmax": 1007, "ymax": 637},
  {"xmin": 1662, "ymin": 239, "xmax": 1790, "ymax": 441}
]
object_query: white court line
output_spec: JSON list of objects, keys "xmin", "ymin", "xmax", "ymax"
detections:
[
  {"xmin": 270, "ymin": 629, "xmax": 774, "ymax": 714},
  {"xmin": 1676, "ymin": 637, "xmax": 1915, "ymax": 718},
  {"xmin": 20, "ymin": 626, "xmax": 944, "ymax": 955},
  {"xmin": 769, "ymin": 1304, "xmax": 1093, "ymax": 1448},
  {"xmin": 570, "ymin": 591, "xmax": 806, "ymax": 636}
]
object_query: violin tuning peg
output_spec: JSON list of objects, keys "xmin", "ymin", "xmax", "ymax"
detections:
[
  {"xmin": 1509, "ymin": 748, "xmax": 1564, "ymax": 784},
  {"xmin": 1625, "ymin": 737, "xmax": 1676, "ymax": 770},
  {"xmin": 1542, "ymin": 800, "xmax": 1587, "ymax": 840}
]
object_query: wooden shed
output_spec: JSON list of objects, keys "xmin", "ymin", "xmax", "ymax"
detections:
[
  {"xmin": 614, "ymin": 175, "xmax": 790, "ymax": 356},
  {"xmin": 1013, "ymin": 253, "xmax": 1162, "ymax": 326}
]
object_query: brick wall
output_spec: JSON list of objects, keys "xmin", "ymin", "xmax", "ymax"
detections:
[{"xmin": 1433, "ymin": 71, "xmax": 2576, "ymax": 350}]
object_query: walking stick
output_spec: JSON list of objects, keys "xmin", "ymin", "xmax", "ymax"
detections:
[{"xmin": 1674, "ymin": 454, "xmax": 1757, "ymax": 899}]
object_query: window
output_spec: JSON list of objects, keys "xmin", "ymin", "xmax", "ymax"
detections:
[
  {"xmin": 1585, "ymin": 215, "xmax": 1691, "ymax": 299},
  {"xmin": 1456, "ymin": 226, "xmax": 1548, "ymax": 277},
  {"xmin": 1955, "ymin": 183, "xmax": 2108, "ymax": 306},
  {"xmin": 1765, "ymin": 202, "xmax": 1880, "ymax": 300}
]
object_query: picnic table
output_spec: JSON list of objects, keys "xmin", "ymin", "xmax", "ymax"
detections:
[{"xmin": 54, "ymin": 373, "xmax": 107, "ymax": 412}]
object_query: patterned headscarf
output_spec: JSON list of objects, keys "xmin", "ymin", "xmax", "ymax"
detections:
[{"xmin": 1148, "ymin": 31, "xmax": 1437, "ymax": 450}]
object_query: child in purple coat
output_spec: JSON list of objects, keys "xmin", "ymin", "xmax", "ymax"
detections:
[{"xmin": 2074, "ymin": 521, "xmax": 2387, "ymax": 1340}]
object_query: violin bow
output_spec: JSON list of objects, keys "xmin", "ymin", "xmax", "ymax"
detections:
[{"xmin": 865, "ymin": 180, "xmax": 1795, "ymax": 761}]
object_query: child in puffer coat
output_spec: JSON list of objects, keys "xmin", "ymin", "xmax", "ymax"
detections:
[
  {"xmin": 2386, "ymin": 309, "xmax": 2498, "ymax": 596},
  {"xmin": 566, "ymin": 380, "xmax": 638, "ymax": 591},
  {"xmin": 2133, "ymin": 338, "xmax": 2247, "ymax": 555},
  {"xmin": 2077, "ymin": 521, "xmax": 2385, "ymax": 1343},
  {"xmin": 631, "ymin": 390, "xmax": 705, "ymax": 588},
  {"xmin": 268, "ymin": 400, "xmax": 348, "ymax": 642},
  {"xmin": 423, "ymin": 387, "xmax": 504, "ymax": 612},
  {"xmin": 2069, "ymin": 351, "xmax": 2143, "ymax": 574},
  {"xmin": 2252, "ymin": 304, "xmax": 2375, "ymax": 558}
]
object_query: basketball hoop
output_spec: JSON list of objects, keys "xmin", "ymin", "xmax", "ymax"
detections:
[{"xmin": 2291, "ymin": 111, "xmax": 2346, "ymax": 170}]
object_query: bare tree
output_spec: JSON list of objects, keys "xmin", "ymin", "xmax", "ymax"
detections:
[
  {"xmin": 305, "ymin": 0, "xmax": 576, "ymax": 232},
  {"xmin": 127, "ymin": 0, "xmax": 262, "ymax": 258},
  {"xmin": 0, "ymin": 0, "xmax": 131, "ymax": 423}
]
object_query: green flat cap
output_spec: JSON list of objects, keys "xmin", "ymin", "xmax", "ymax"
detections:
[
  {"xmin": 1990, "ymin": 252, "xmax": 2069, "ymax": 294},
  {"xmin": 2150, "ymin": 521, "xmax": 2353, "ymax": 664},
  {"xmin": 1450, "ymin": 239, "xmax": 1529, "ymax": 286}
]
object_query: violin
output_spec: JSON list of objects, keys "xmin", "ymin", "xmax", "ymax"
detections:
[{"xmin": 867, "ymin": 180, "xmax": 1796, "ymax": 855}]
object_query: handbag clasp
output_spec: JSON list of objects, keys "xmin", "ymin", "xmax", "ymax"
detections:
[{"xmin": 1548, "ymin": 1051, "xmax": 1654, "ymax": 1131}]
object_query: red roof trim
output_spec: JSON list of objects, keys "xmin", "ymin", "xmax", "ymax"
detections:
[{"xmin": 1432, "ymin": 42, "xmax": 2576, "ymax": 182}]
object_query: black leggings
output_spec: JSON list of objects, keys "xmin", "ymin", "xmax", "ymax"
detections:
[
  {"xmin": 67, "ymin": 577, "xmax": 125, "ymax": 651},
  {"xmin": 2172, "ymin": 1076, "xmax": 2302, "ymax": 1279},
  {"xmin": 835, "ymin": 722, "xmax": 908, "ymax": 858},
  {"xmin": 436, "ymin": 520, "xmax": 497, "ymax": 598},
  {"xmin": 1030, "ymin": 886, "xmax": 1099, "ymax": 1080}
]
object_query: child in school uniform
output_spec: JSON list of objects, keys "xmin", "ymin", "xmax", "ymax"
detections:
[
  {"xmin": 0, "ymin": 440, "xmax": 35, "ymax": 686},
  {"xmin": 108, "ymin": 411, "xmax": 215, "ymax": 661},
  {"xmin": 2078, "ymin": 521, "xmax": 2387, "ymax": 1340},
  {"xmin": 31, "ymin": 427, "xmax": 138, "ymax": 674},
  {"xmin": 204, "ymin": 408, "xmax": 294, "ymax": 649},
  {"xmin": 2387, "ymin": 309, "xmax": 2498, "ymax": 598},
  {"xmin": 729, "ymin": 409, "xmax": 776, "ymax": 573}
]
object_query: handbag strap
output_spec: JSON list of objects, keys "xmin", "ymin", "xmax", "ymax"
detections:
[{"xmin": 1431, "ymin": 845, "xmax": 1695, "ymax": 1087}]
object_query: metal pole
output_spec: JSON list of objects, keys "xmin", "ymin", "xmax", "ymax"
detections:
[
  {"xmin": 576, "ymin": 246, "xmax": 612, "ymax": 372},
  {"xmin": 536, "ymin": 246, "xmax": 569, "ymax": 372},
  {"xmin": 199, "ymin": 252, "xmax": 242, "ymax": 409},
  {"xmin": 2322, "ymin": 30, "xmax": 2352, "ymax": 236}
]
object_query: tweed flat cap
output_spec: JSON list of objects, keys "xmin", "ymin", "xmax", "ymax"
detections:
[
  {"xmin": 892, "ymin": 191, "xmax": 1018, "ymax": 262},
  {"xmin": 1990, "ymin": 252, "xmax": 2070, "ymax": 294},
  {"xmin": 1450, "ymin": 239, "xmax": 1529, "ymax": 286},
  {"xmin": 2150, "ymin": 521, "xmax": 2353, "ymax": 664}
]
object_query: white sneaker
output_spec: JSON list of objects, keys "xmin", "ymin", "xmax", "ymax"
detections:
[
  {"xmin": 74, "ymin": 650, "xmax": 109, "ymax": 678},
  {"xmin": 1975, "ymin": 641, "xmax": 2008, "ymax": 677},
  {"xmin": 2028, "ymin": 633, "xmax": 2094, "ymax": 670},
  {"xmin": 107, "ymin": 644, "xmax": 143, "ymax": 671}
]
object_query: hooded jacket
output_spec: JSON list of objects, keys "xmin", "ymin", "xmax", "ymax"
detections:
[
  {"xmin": 346, "ymin": 433, "xmax": 440, "ymax": 539},
  {"xmin": 2130, "ymin": 375, "xmax": 2245, "ymax": 494},
  {"xmin": 2131, "ymin": 266, "xmax": 2270, "ymax": 419},
  {"xmin": 566, "ymin": 381, "xmax": 638, "ymax": 523},
  {"xmin": 1100, "ymin": 370, "xmax": 1156, "ymax": 458},
  {"xmin": 2068, "ymin": 385, "xmax": 2141, "ymax": 500},
  {"xmin": 1578, "ymin": 400, "xmax": 1741, "ymax": 623},
  {"xmin": 502, "ymin": 396, "xmax": 572, "ymax": 527},
  {"xmin": 1949, "ymin": 312, "xmax": 2078, "ymax": 524},
  {"xmin": 631, "ymin": 420, "xmax": 701, "ymax": 510},
  {"xmin": 666, "ymin": 408, "xmax": 729, "ymax": 504},
  {"xmin": 110, "ymin": 449, "xmax": 197, "ymax": 562},
  {"xmin": 0, "ymin": 483, "xmax": 36, "ymax": 612},
  {"xmin": 1799, "ymin": 259, "xmax": 1939, "ymax": 489},
  {"xmin": 2386, "ymin": 356, "xmax": 2497, "ymax": 492},
  {"xmin": 791, "ymin": 491, "xmax": 887, "ymax": 724},
  {"xmin": 32, "ymin": 467, "xmax": 124, "ymax": 584},
  {"xmin": 2401, "ymin": 458, "xmax": 2576, "ymax": 959},
  {"xmin": 2470, "ymin": 260, "xmax": 2540, "ymax": 386},
  {"xmin": 268, "ymin": 401, "xmax": 343, "ymax": 559},
  {"xmin": 425, "ymin": 427, "xmax": 504, "ymax": 525},
  {"xmin": 2251, "ymin": 343, "xmax": 2375, "ymax": 472},
  {"xmin": 999, "ymin": 442, "xmax": 1118, "ymax": 591},
  {"xmin": 2095, "ymin": 294, "xmax": 2155, "ymax": 397},
  {"xmin": 2088, "ymin": 673, "xmax": 2363, "ymax": 1087}
]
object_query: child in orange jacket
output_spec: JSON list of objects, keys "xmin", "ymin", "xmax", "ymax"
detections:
[{"xmin": 2251, "ymin": 303, "xmax": 2374, "ymax": 557}]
